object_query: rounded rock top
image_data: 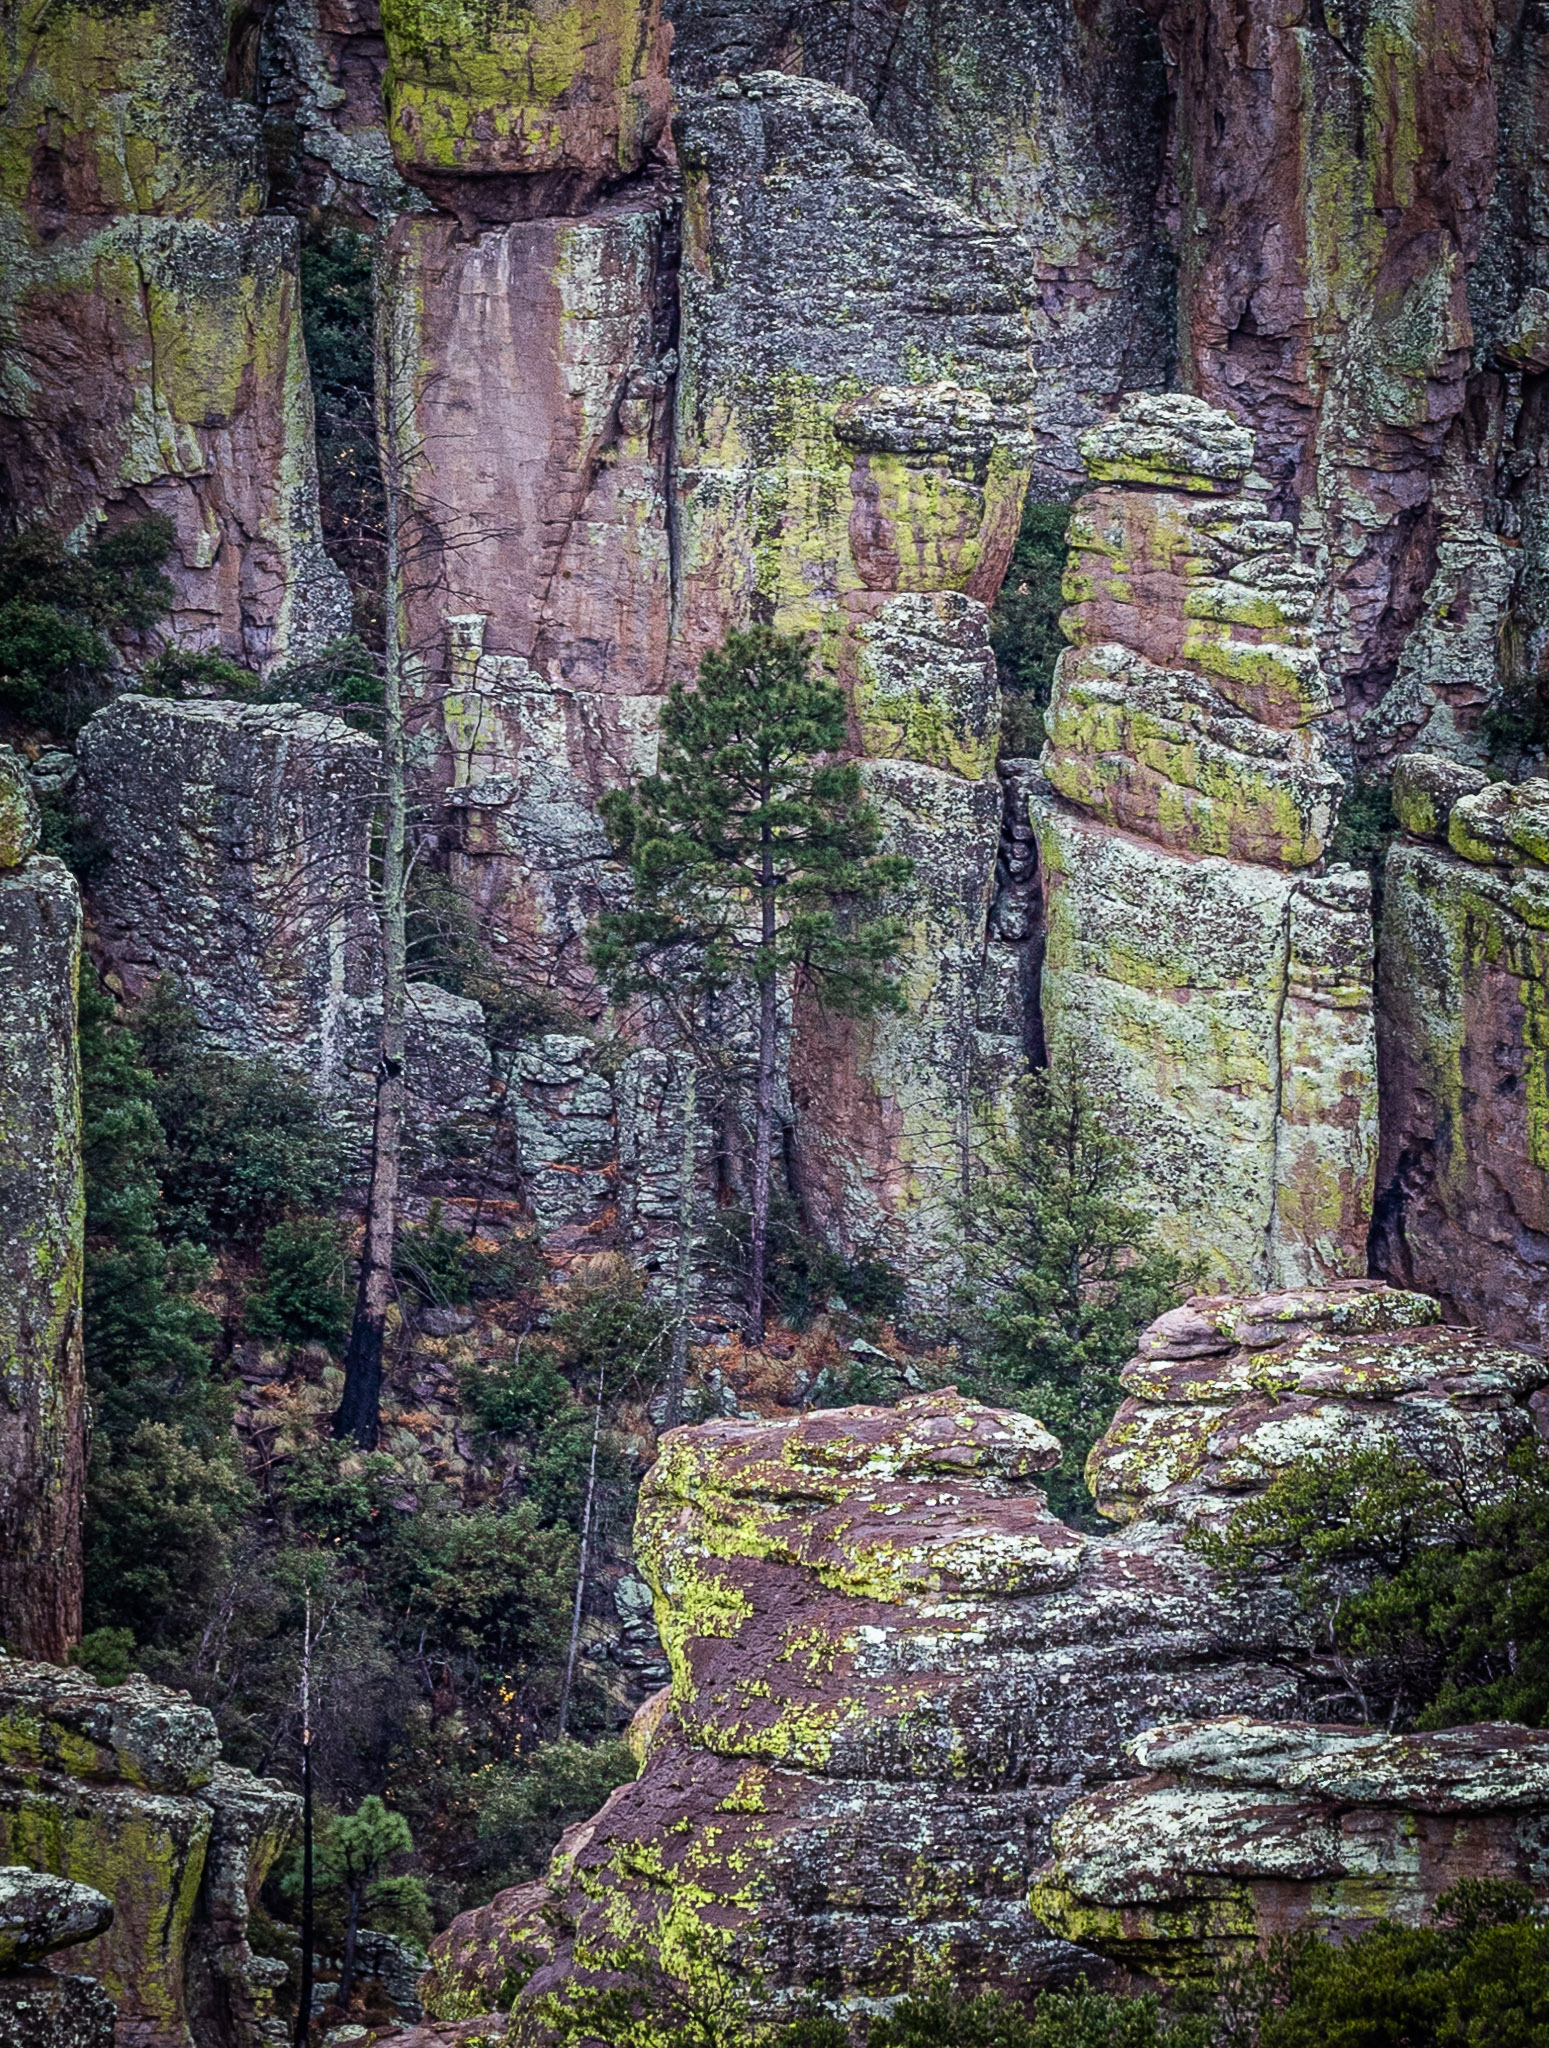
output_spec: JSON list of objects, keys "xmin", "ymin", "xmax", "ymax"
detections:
[
  {"xmin": 1078, "ymin": 390, "xmax": 1257, "ymax": 493},
  {"xmin": 0, "ymin": 1865, "xmax": 113, "ymax": 1969}
]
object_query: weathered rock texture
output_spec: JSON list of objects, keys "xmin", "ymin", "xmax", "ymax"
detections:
[
  {"xmin": 423, "ymin": 1286, "xmax": 1548, "ymax": 2016},
  {"xmin": 0, "ymin": 1866, "xmax": 115, "ymax": 2048},
  {"xmin": 76, "ymin": 694, "xmax": 492, "ymax": 1162},
  {"xmin": 1144, "ymin": 0, "xmax": 1525, "ymax": 759},
  {"xmin": 1373, "ymin": 759, "xmax": 1549, "ymax": 1351},
  {"xmin": 1034, "ymin": 1716, "xmax": 1549, "ymax": 1977},
  {"xmin": 0, "ymin": 1658, "xmax": 299, "ymax": 2048},
  {"xmin": 0, "ymin": 753, "xmax": 84, "ymax": 1666},
  {"xmin": 0, "ymin": 4, "xmax": 348, "ymax": 666},
  {"xmin": 1032, "ymin": 394, "xmax": 1377, "ymax": 1291}
]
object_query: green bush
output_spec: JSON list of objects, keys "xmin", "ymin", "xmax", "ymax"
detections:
[
  {"xmin": 1189, "ymin": 1437, "xmax": 1549, "ymax": 1728},
  {"xmin": 0, "ymin": 516, "xmax": 175, "ymax": 733},
  {"xmin": 473, "ymin": 1736, "xmax": 637, "ymax": 1885},
  {"xmin": 133, "ymin": 980, "xmax": 345, "ymax": 1243},
  {"xmin": 1327, "ymin": 776, "xmax": 1398, "ymax": 889},
  {"xmin": 142, "ymin": 645, "xmax": 262, "ymax": 699},
  {"xmin": 383, "ymin": 1504, "xmax": 575, "ymax": 1676},
  {"xmin": 84, "ymin": 1421, "xmax": 251, "ymax": 1643},
  {"xmin": 246, "ymin": 1216, "xmax": 351, "ymax": 1348},
  {"xmin": 990, "ymin": 496, "xmax": 1072, "ymax": 754}
]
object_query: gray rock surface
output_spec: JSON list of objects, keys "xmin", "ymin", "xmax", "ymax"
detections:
[{"xmin": 0, "ymin": 1868, "xmax": 111, "ymax": 1970}]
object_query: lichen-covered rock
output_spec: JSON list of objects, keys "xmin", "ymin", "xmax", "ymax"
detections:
[
  {"xmin": 790, "ymin": 593, "xmax": 1023, "ymax": 1320},
  {"xmin": 1085, "ymin": 1282, "xmax": 1544, "ymax": 1526},
  {"xmin": 1146, "ymin": 1, "xmax": 1499, "ymax": 734},
  {"xmin": 1041, "ymin": 645, "xmax": 1340, "ymax": 867},
  {"xmin": 425, "ymin": 1371, "xmax": 1425, "ymax": 2013},
  {"xmin": 0, "ymin": 1659, "xmax": 299, "ymax": 2048},
  {"xmin": 1075, "ymin": 394, "xmax": 1256, "ymax": 494},
  {"xmin": 1390, "ymin": 752, "xmax": 1490, "ymax": 841},
  {"xmin": 0, "ymin": 1969, "xmax": 115, "ymax": 2048},
  {"xmin": 1373, "ymin": 813, "xmax": 1549, "ymax": 1350},
  {"xmin": 0, "ymin": 855, "xmax": 84, "ymax": 1664},
  {"xmin": 78, "ymin": 695, "xmax": 381, "ymax": 1081},
  {"xmin": 1033, "ymin": 1717, "xmax": 1549, "ymax": 1977},
  {"xmin": 379, "ymin": 0, "xmax": 671, "ymax": 217},
  {"xmin": 1033, "ymin": 796, "xmax": 1375, "ymax": 1290},
  {"xmin": 0, "ymin": 757, "xmax": 40, "ymax": 873},
  {"xmin": 0, "ymin": 6, "xmax": 348, "ymax": 667},
  {"xmin": 0, "ymin": 1868, "xmax": 111, "ymax": 1971},
  {"xmin": 670, "ymin": 73, "xmax": 1037, "ymax": 671},
  {"xmin": 1033, "ymin": 391, "xmax": 1371, "ymax": 1290}
]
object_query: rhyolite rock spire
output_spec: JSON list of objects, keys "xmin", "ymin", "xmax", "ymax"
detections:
[
  {"xmin": 0, "ymin": 752, "xmax": 84, "ymax": 1666},
  {"xmin": 1031, "ymin": 393, "xmax": 1378, "ymax": 1292}
]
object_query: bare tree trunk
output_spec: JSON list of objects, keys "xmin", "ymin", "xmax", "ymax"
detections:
[
  {"xmin": 746, "ymin": 812, "xmax": 777, "ymax": 1341},
  {"xmin": 336, "ymin": 232, "xmax": 409, "ymax": 1450},
  {"xmin": 664, "ymin": 1054, "xmax": 697, "ymax": 1429},
  {"xmin": 293, "ymin": 1594, "xmax": 318, "ymax": 2048},
  {"xmin": 556, "ymin": 1350, "xmax": 607, "ymax": 1736},
  {"xmin": 338, "ymin": 1883, "xmax": 361, "ymax": 2010}
]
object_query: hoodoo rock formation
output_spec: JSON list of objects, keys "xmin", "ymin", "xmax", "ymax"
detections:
[
  {"xmin": 424, "ymin": 1285, "xmax": 1549, "ymax": 2020},
  {"xmin": 0, "ymin": 751, "xmax": 83, "ymax": 1666},
  {"xmin": 1031, "ymin": 393, "xmax": 1377, "ymax": 1292}
]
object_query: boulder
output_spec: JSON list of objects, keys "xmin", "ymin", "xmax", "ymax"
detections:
[
  {"xmin": 0, "ymin": 1969, "xmax": 116, "ymax": 2048},
  {"xmin": 421, "ymin": 1292, "xmax": 1548, "ymax": 2018},
  {"xmin": 0, "ymin": 1869, "xmax": 111, "ymax": 1971}
]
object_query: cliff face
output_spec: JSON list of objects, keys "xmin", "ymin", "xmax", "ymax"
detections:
[{"xmin": 0, "ymin": 754, "xmax": 82, "ymax": 1666}]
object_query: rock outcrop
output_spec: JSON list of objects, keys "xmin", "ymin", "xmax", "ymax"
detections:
[
  {"xmin": 1373, "ymin": 757, "xmax": 1549, "ymax": 1350},
  {"xmin": 1031, "ymin": 394, "xmax": 1377, "ymax": 1292},
  {"xmin": 1034, "ymin": 1717, "xmax": 1549, "ymax": 1977},
  {"xmin": 423, "ymin": 1286, "xmax": 1548, "ymax": 2018},
  {"xmin": 0, "ymin": 1658, "xmax": 299, "ymax": 2048},
  {"xmin": 0, "ymin": 1866, "xmax": 115, "ymax": 2048},
  {"xmin": 76, "ymin": 694, "xmax": 492, "ymax": 1165},
  {"xmin": 0, "ymin": 3, "xmax": 348, "ymax": 667},
  {"xmin": 0, "ymin": 753, "xmax": 84, "ymax": 1666}
]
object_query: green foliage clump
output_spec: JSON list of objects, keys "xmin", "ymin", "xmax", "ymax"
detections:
[
  {"xmin": 706, "ymin": 1190, "xmax": 905, "ymax": 1333},
  {"xmin": 133, "ymin": 980, "xmax": 344, "ymax": 1245},
  {"xmin": 0, "ymin": 517, "xmax": 174, "ymax": 733},
  {"xmin": 1189, "ymin": 1437, "xmax": 1549, "ymax": 1728},
  {"xmin": 961, "ymin": 1059, "xmax": 1183, "ymax": 1525},
  {"xmin": 871, "ymin": 1982, "xmax": 1191, "ymax": 2048},
  {"xmin": 246, "ymin": 1216, "xmax": 351, "ymax": 1348},
  {"xmin": 141, "ymin": 645, "xmax": 263, "ymax": 699},
  {"xmin": 85, "ymin": 1420, "xmax": 252, "ymax": 1642},
  {"xmin": 473, "ymin": 1736, "xmax": 636, "ymax": 1887},
  {"xmin": 384, "ymin": 1504, "xmax": 575, "ymax": 1677},
  {"xmin": 1327, "ymin": 775, "xmax": 1398, "ymax": 889},
  {"xmin": 394, "ymin": 1200, "xmax": 544, "ymax": 1308},
  {"xmin": 282, "ymin": 1794, "xmax": 432, "ymax": 1962},
  {"xmin": 990, "ymin": 496, "xmax": 1072, "ymax": 754}
]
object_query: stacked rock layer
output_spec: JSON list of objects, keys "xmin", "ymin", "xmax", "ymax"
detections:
[{"xmin": 1032, "ymin": 392, "xmax": 1378, "ymax": 1293}]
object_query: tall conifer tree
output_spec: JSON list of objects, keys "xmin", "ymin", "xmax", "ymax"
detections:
[{"xmin": 591, "ymin": 628, "xmax": 911, "ymax": 1339}]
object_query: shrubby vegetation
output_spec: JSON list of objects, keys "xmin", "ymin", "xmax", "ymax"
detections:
[
  {"xmin": 0, "ymin": 515, "xmax": 174, "ymax": 733},
  {"xmin": 960, "ymin": 1059, "xmax": 1183, "ymax": 1523},
  {"xmin": 1189, "ymin": 1436, "xmax": 1549, "ymax": 1729},
  {"xmin": 990, "ymin": 497, "xmax": 1072, "ymax": 758}
]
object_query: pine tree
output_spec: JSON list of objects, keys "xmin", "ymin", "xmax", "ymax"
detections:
[
  {"xmin": 962, "ymin": 1059, "xmax": 1183, "ymax": 1522},
  {"xmin": 590, "ymin": 627, "xmax": 911, "ymax": 1340}
]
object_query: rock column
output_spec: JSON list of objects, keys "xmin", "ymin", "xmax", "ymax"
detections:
[
  {"xmin": 1031, "ymin": 392, "xmax": 1378, "ymax": 1291},
  {"xmin": 0, "ymin": 755, "xmax": 84, "ymax": 1665}
]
